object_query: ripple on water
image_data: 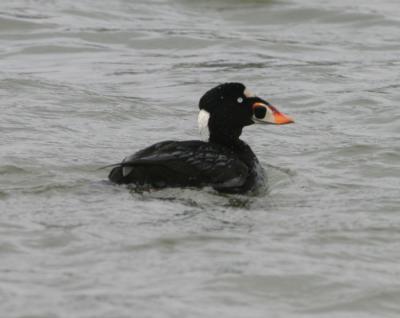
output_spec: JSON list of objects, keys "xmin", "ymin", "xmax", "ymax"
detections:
[
  {"xmin": 1, "ymin": 0, "xmax": 400, "ymax": 317},
  {"xmin": 0, "ymin": 15, "xmax": 54, "ymax": 31}
]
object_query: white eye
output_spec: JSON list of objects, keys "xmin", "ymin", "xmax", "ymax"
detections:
[{"xmin": 237, "ymin": 97, "xmax": 243, "ymax": 103}]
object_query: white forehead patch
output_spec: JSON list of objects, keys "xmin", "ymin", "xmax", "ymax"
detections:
[
  {"xmin": 244, "ymin": 88, "xmax": 255, "ymax": 98},
  {"xmin": 198, "ymin": 109, "xmax": 210, "ymax": 139}
]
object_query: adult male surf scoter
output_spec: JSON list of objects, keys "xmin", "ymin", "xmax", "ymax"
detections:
[{"xmin": 108, "ymin": 83, "xmax": 293, "ymax": 194}]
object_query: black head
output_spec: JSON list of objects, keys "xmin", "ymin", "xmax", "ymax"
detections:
[{"xmin": 198, "ymin": 82, "xmax": 293, "ymax": 144}]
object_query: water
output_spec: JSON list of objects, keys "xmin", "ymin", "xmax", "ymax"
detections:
[{"xmin": 1, "ymin": 0, "xmax": 400, "ymax": 317}]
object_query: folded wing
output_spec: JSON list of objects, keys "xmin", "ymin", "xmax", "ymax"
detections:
[{"xmin": 108, "ymin": 140, "xmax": 248, "ymax": 191}]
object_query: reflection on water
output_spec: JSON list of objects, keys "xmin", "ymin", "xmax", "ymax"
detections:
[{"xmin": 1, "ymin": 0, "xmax": 400, "ymax": 317}]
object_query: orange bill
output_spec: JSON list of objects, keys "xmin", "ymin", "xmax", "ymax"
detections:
[{"xmin": 252, "ymin": 102, "xmax": 294, "ymax": 125}]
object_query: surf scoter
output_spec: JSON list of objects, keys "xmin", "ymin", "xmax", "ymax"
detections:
[{"xmin": 108, "ymin": 83, "xmax": 293, "ymax": 193}]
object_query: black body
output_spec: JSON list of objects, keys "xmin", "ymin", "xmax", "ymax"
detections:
[
  {"xmin": 107, "ymin": 82, "xmax": 284, "ymax": 194},
  {"xmin": 108, "ymin": 139, "xmax": 265, "ymax": 194}
]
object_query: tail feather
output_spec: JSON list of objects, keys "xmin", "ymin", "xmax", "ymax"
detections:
[
  {"xmin": 97, "ymin": 163, "xmax": 122, "ymax": 170},
  {"xmin": 108, "ymin": 166, "xmax": 125, "ymax": 184}
]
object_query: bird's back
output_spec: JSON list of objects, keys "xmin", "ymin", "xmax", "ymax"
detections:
[{"xmin": 108, "ymin": 140, "xmax": 252, "ymax": 192}]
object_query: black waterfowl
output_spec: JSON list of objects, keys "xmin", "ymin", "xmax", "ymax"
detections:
[{"xmin": 108, "ymin": 83, "xmax": 293, "ymax": 194}]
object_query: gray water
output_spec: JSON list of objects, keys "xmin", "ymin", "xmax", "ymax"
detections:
[{"xmin": 1, "ymin": 0, "xmax": 400, "ymax": 317}]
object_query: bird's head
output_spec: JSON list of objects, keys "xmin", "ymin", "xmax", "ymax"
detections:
[{"xmin": 198, "ymin": 82, "xmax": 294, "ymax": 141}]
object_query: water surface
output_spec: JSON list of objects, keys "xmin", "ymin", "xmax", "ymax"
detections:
[{"xmin": 1, "ymin": 0, "xmax": 400, "ymax": 317}]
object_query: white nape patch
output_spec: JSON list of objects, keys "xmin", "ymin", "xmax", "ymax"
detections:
[
  {"xmin": 244, "ymin": 88, "xmax": 255, "ymax": 98},
  {"xmin": 198, "ymin": 109, "xmax": 210, "ymax": 139}
]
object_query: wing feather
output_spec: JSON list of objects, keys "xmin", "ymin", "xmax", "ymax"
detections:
[{"xmin": 108, "ymin": 140, "xmax": 248, "ymax": 189}]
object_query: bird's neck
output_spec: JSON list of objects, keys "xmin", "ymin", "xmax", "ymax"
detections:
[
  {"xmin": 209, "ymin": 126, "xmax": 244, "ymax": 150},
  {"xmin": 209, "ymin": 129, "xmax": 257, "ymax": 172}
]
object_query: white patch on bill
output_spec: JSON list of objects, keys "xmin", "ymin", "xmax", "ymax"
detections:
[
  {"xmin": 252, "ymin": 104, "xmax": 274, "ymax": 124},
  {"xmin": 198, "ymin": 109, "xmax": 210, "ymax": 139}
]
